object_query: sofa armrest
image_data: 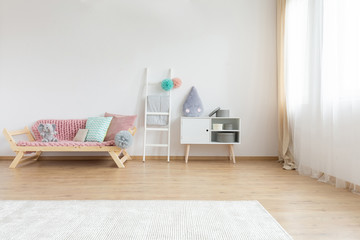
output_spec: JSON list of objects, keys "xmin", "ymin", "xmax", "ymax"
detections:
[
  {"xmin": 3, "ymin": 127, "xmax": 35, "ymax": 150},
  {"xmin": 128, "ymin": 126, "xmax": 137, "ymax": 136}
]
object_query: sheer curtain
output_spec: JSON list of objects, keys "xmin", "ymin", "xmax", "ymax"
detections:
[{"xmin": 284, "ymin": 0, "xmax": 360, "ymax": 191}]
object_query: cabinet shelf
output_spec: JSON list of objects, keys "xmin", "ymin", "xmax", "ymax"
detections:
[{"xmin": 210, "ymin": 130, "xmax": 240, "ymax": 132}]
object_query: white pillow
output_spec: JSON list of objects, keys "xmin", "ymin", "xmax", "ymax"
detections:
[{"xmin": 73, "ymin": 129, "xmax": 89, "ymax": 142}]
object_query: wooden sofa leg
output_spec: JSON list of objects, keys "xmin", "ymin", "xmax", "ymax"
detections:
[
  {"xmin": 9, "ymin": 151, "xmax": 24, "ymax": 169},
  {"xmin": 123, "ymin": 150, "xmax": 132, "ymax": 160},
  {"xmin": 120, "ymin": 155, "xmax": 128, "ymax": 164},
  {"xmin": 109, "ymin": 151, "xmax": 125, "ymax": 168},
  {"xmin": 33, "ymin": 151, "xmax": 42, "ymax": 161}
]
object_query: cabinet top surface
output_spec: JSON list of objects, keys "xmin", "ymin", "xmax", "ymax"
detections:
[{"xmin": 181, "ymin": 117, "xmax": 241, "ymax": 119}]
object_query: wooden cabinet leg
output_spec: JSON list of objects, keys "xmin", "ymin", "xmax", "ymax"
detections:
[
  {"xmin": 185, "ymin": 144, "xmax": 190, "ymax": 163},
  {"xmin": 229, "ymin": 144, "xmax": 236, "ymax": 163},
  {"xmin": 228, "ymin": 145, "xmax": 232, "ymax": 161}
]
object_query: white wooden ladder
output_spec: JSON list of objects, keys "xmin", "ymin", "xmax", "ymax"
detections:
[{"xmin": 143, "ymin": 68, "xmax": 172, "ymax": 162}]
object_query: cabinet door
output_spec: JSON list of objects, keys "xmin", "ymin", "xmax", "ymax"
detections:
[{"xmin": 181, "ymin": 118, "xmax": 210, "ymax": 144}]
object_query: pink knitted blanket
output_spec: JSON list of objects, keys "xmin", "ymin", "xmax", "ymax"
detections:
[
  {"xmin": 17, "ymin": 140, "xmax": 115, "ymax": 147},
  {"xmin": 32, "ymin": 119, "xmax": 87, "ymax": 141},
  {"xmin": 16, "ymin": 119, "xmax": 115, "ymax": 147}
]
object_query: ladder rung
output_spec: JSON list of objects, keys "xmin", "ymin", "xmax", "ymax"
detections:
[
  {"xmin": 146, "ymin": 128, "xmax": 169, "ymax": 131},
  {"xmin": 145, "ymin": 144, "xmax": 168, "ymax": 147},
  {"xmin": 146, "ymin": 112, "xmax": 169, "ymax": 115}
]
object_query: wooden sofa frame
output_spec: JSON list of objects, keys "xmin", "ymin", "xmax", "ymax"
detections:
[{"xmin": 3, "ymin": 126, "xmax": 136, "ymax": 169}]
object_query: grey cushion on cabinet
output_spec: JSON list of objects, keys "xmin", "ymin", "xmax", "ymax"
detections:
[{"xmin": 183, "ymin": 86, "xmax": 203, "ymax": 117}]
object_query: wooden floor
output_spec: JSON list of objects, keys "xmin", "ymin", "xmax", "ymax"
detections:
[{"xmin": 0, "ymin": 158, "xmax": 359, "ymax": 240}]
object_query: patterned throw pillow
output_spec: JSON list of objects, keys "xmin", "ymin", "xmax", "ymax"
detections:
[{"xmin": 85, "ymin": 117, "xmax": 113, "ymax": 142}]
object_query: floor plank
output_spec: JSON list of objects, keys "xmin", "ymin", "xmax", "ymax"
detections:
[{"xmin": 0, "ymin": 158, "xmax": 359, "ymax": 240}]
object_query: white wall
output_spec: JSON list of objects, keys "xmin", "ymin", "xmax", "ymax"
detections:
[{"xmin": 0, "ymin": 0, "xmax": 278, "ymax": 157}]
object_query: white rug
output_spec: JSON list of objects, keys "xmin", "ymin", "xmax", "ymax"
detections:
[{"xmin": 0, "ymin": 200, "xmax": 292, "ymax": 240}]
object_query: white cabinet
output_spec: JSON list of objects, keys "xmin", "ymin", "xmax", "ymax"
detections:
[
  {"xmin": 181, "ymin": 118, "xmax": 210, "ymax": 144},
  {"xmin": 180, "ymin": 117, "xmax": 241, "ymax": 163}
]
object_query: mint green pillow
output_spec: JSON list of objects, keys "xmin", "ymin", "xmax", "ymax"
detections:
[{"xmin": 85, "ymin": 117, "xmax": 113, "ymax": 142}]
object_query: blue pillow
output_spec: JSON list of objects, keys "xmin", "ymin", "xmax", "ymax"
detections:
[{"xmin": 85, "ymin": 117, "xmax": 113, "ymax": 142}]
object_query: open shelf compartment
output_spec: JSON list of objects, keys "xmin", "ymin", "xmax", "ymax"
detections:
[
  {"xmin": 211, "ymin": 118, "xmax": 240, "ymax": 131},
  {"xmin": 211, "ymin": 131, "xmax": 240, "ymax": 143}
]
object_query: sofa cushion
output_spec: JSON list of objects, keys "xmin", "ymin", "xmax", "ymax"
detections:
[
  {"xmin": 32, "ymin": 119, "xmax": 87, "ymax": 141},
  {"xmin": 104, "ymin": 113, "xmax": 137, "ymax": 141},
  {"xmin": 17, "ymin": 140, "xmax": 115, "ymax": 147},
  {"xmin": 85, "ymin": 117, "xmax": 113, "ymax": 142}
]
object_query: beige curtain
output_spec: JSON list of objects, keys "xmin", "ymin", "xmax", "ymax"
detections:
[{"xmin": 277, "ymin": 0, "xmax": 295, "ymax": 170}]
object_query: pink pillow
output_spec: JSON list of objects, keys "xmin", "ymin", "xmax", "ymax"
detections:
[{"xmin": 104, "ymin": 112, "xmax": 137, "ymax": 141}]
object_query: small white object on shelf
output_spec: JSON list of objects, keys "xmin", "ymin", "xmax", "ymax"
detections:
[
  {"xmin": 180, "ymin": 117, "xmax": 241, "ymax": 163},
  {"xmin": 212, "ymin": 124, "xmax": 223, "ymax": 131}
]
